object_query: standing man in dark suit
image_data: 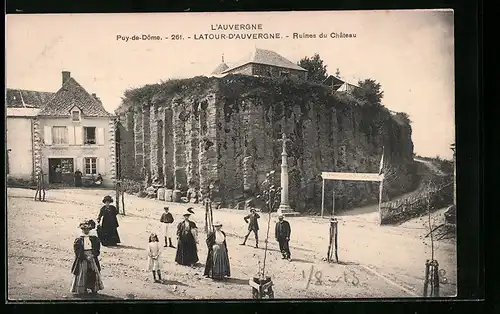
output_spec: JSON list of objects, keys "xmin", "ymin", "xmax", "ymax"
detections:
[
  {"xmin": 240, "ymin": 208, "xmax": 260, "ymax": 248},
  {"xmin": 275, "ymin": 214, "xmax": 291, "ymax": 260}
]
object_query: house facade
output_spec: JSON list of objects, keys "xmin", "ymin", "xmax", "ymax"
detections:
[
  {"xmin": 212, "ymin": 48, "xmax": 308, "ymax": 80},
  {"xmin": 6, "ymin": 71, "xmax": 117, "ymax": 187}
]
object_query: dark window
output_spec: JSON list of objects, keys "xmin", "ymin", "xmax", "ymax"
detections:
[
  {"xmin": 84, "ymin": 127, "xmax": 96, "ymax": 145},
  {"xmin": 72, "ymin": 111, "xmax": 81, "ymax": 122}
]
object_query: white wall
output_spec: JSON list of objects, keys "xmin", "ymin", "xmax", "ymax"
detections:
[
  {"xmin": 7, "ymin": 117, "xmax": 34, "ymax": 180},
  {"xmin": 39, "ymin": 116, "xmax": 115, "ymax": 187}
]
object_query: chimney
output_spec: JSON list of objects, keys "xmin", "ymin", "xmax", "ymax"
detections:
[
  {"xmin": 62, "ymin": 71, "xmax": 71, "ymax": 86},
  {"xmin": 92, "ymin": 93, "xmax": 97, "ymax": 98}
]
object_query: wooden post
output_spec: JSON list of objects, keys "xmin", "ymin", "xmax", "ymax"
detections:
[
  {"xmin": 332, "ymin": 190, "xmax": 335, "ymax": 217},
  {"xmin": 115, "ymin": 181, "xmax": 120, "ymax": 213},
  {"xmin": 121, "ymin": 185, "xmax": 126, "ymax": 215},
  {"xmin": 321, "ymin": 178, "xmax": 325, "ymax": 218}
]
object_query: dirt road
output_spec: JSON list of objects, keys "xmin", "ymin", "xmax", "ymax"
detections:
[{"xmin": 7, "ymin": 187, "xmax": 456, "ymax": 300}]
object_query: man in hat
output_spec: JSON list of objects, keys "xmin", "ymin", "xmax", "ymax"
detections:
[
  {"xmin": 175, "ymin": 208, "xmax": 199, "ymax": 267},
  {"xmin": 275, "ymin": 214, "xmax": 292, "ymax": 260},
  {"xmin": 240, "ymin": 208, "xmax": 260, "ymax": 248},
  {"xmin": 160, "ymin": 207, "xmax": 175, "ymax": 248}
]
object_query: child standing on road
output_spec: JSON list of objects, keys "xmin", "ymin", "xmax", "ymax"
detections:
[
  {"xmin": 147, "ymin": 233, "xmax": 163, "ymax": 283},
  {"xmin": 160, "ymin": 207, "xmax": 175, "ymax": 248}
]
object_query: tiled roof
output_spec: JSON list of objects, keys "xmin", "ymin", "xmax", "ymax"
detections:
[
  {"xmin": 38, "ymin": 77, "xmax": 111, "ymax": 117},
  {"xmin": 222, "ymin": 48, "xmax": 307, "ymax": 73},
  {"xmin": 6, "ymin": 89, "xmax": 55, "ymax": 108},
  {"xmin": 211, "ymin": 62, "xmax": 229, "ymax": 75}
]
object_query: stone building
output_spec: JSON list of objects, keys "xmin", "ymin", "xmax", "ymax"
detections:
[
  {"xmin": 6, "ymin": 71, "xmax": 117, "ymax": 187},
  {"xmin": 116, "ymin": 75, "xmax": 416, "ymax": 212},
  {"xmin": 212, "ymin": 48, "xmax": 308, "ymax": 80}
]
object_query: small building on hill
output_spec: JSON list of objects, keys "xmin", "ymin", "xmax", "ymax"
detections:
[
  {"xmin": 211, "ymin": 48, "xmax": 308, "ymax": 80},
  {"xmin": 6, "ymin": 71, "xmax": 117, "ymax": 187},
  {"xmin": 323, "ymin": 75, "xmax": 359, "ymax": 94}
]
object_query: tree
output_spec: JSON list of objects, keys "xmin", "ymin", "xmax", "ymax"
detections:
[
  {"xmin": 297, "ymin": 54, "xmax": 328, "ymax": 83},
  {"xmin": 352, "ymin": 79, "xmax": 384, "ymax": 106}
]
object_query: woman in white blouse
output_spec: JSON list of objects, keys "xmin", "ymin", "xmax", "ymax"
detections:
[
  {"xmin": 70, "ymin": 219, "xmax": 104, "ymax": 295},
  {"xmin": 203, "ymin": 221, "xmax": 231, "ymax": 280}
]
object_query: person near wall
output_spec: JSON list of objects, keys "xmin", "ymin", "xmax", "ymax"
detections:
[
  {"xmin": 275, "ymin": 214, "xmax": 292, "ymax": 261},
  {"xmin": 70, "ymin": 219, "xmax": 104, "ymax": 295},
  {"xmin": 95, "ymin": 174, "xmax": 103, "ymax": 186},
  {"xmin": 74, "ymin": 170, "xmax": 83, "ymax": 187},
  {"xmin": 146, "ymin": 233, "xmax": 163, "ymax": 283},
  {"xmin": 97, "ymin": 195, "xmax": 121, "ymax": 246},
  {"xmin": 160, "ymin": 207, "xmax": 175, "ymax": 248},
  {"xmin": 203, "ymin": 221, "xmax": 231, "ymax": 280},
  {"xmin": 175, "ymin": 208, "xmax": 199, "ymax": 267},
  {"xmin": 240, "ymin": 208, "xmax": 260, "ymax": 248},
  {"xmin": 34, "ymin": 169, "xmax": 46, "ymax": 202}
]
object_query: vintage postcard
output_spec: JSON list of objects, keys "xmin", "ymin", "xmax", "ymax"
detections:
[{"xmin": 6, "ymin": 10, "xmax": 456, "ymax": 300}]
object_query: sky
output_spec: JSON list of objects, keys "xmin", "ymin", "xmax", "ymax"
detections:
[{"xmin": 5, "ymin": 10, "xmax": 455, "ymax": 159}]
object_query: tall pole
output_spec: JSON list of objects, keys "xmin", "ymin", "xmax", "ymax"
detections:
[{"xmin": 278, "ymin": 133, "xmax": 292, "ymax": 215}]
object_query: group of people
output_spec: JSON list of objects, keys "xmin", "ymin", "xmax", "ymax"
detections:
[{"xmin": 69, "ymin": 196, "xmax": 292, "ymax": 295}]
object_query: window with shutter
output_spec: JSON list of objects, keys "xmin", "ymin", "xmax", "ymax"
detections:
[
  {"xmin": 51, "ymin": 126, "xmax": 68, "ymax": 145},
  {"xmin": 97, "ymin": 128, "xmax": 105, "ymax": 145},
  {"xmin": 68, "ymin": 126, "xmax": 75, "ymax": 145},
  {"xmin": 98, "ymin": 157, "xmax": 106, "ymax": 175},
  {"xmin": 75, "ymin": 127, "xmax": 83, "ymax": 145},
  {"xmin": 43, "ymin": 126, "xmax": 52, "ymax": 145}
]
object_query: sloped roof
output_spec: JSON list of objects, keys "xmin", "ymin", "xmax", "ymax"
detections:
[
  {"xmin": 222, "ymin": 48, "xmax": 307, "ymax": 73},
  {"xmin": 211, "ymin": 62, "xmax": 229, "ymax": 75},
  {"xmin": 7, "ymin": 108, "xmax": 41, "ymax": 117},
  {"xmin": 6, "ymin": 89, "xmax": 55, "ymax": 108},
  {"xmin": 38, "ymin": 77, "xmax": 111, "ymax": 117},
  {"xmin": 323, "ymin": 75, "xmax": 345, "ymax": 91}
]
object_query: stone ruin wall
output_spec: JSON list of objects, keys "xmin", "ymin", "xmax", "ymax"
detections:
[{"xmin": 116, "ymin": 77, "xmax": 416, "ymax": 213}]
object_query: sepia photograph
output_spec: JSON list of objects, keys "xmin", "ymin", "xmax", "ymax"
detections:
[{"xmin": 6, "ymin": 10, "xmax": 456, "ymax": 300}]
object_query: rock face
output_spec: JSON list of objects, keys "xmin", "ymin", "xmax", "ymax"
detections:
[{"xmin": 115, "ymin": 75, "xmax": 416, "ymax": 213}]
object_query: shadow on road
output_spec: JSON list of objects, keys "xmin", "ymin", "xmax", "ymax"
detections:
[
  {"xmin": 290, "ymin": 258, "xmax": 313, "ymax": 264},
  {"xmin": 106, "ymin": 244, "xmax": 144, "ymax": 251},
  {"xmin": 224, "ymin": 277, "xmax": 250, "ymax": 285},
  {"xmin": 159, "ymin": 279, "xmax": 189, "ymax": 286},
  {"xmin": 72, "ymin": 293, "xmax": 124, "ymax": 300},
  {"xmin": 335, "ymin": 261, "xmax": 359, "ymax": 266}
]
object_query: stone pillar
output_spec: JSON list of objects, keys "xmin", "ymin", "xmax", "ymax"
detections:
[
  {"xmin": 32, "ymin": 118, "xmax": 43, "ymax": 176},
  {"xmin": 133, "ymin": 107, "xmax": 144, "ymax": 179},
  {"xmin": 150, "ymin": 105, "xmax": 159, "ymax": 180},
  {"xmin": 279, "ymin": 148, "xmax": 291, "ymax": 212},
  {"xmin": 278, "ymin": 133, "xmax": 297, "ymax": 216},
  {"xmin": 108, "ymin": 118, "xmax": 117, "ymax": 181},
  {"xmin": 125, "ymin": 109, "xmax": 136, "ymax": 178},
  {"xmin": 172, "ymin": 101, "xmax": 187, "ymax": 190},
  {"xmin": 142, "ymin": 105, "xmax": 151, "ymax": 173},
  {"xmin": 163, "ymin": 107, "xmax": 175, "ymax": 188}
]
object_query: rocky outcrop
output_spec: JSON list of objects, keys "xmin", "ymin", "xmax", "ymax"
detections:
[{"xmin": 115, "ymin": 75, "xmax": 416, "ymax": 213}]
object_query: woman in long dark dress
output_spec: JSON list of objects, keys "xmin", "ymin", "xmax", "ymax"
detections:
[
  {"xmin": 70, "ymin": 219, "xmax": 104, "ymax": 294},
  {"xmin": 203, "ymin": 221, "xmax": 231, "ymax": 280},
  {"xmin": 175, "ymin": 209, "xmax": 199, "ymax": 267},
  {"xmin": 97, "ymin": 195, "xmax": 121, "ymax": 246}
]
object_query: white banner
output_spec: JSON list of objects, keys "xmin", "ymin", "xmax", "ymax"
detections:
[{"xmin": 321, "ymin": 172, "xmax": 384, "ymax": 182}]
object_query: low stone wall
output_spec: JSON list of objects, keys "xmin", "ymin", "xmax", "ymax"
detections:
[{"xmin": 380, "ymin": 175, "xmax": 453, "ymax": 225}]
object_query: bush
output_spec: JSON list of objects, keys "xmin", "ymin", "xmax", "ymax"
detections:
[{"xmin": 7, "ymin": 177, "xmax": 36, "ymax": 189}]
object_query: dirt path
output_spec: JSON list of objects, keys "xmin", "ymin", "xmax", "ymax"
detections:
[{"xmin": 7, "ymin": 187, "xmax": 456, "ymax": 300}]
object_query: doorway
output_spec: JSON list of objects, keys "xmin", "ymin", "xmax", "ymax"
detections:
[{"xmin": 48, "ymin": 158, "xmax": 74, "ymax": 184}]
